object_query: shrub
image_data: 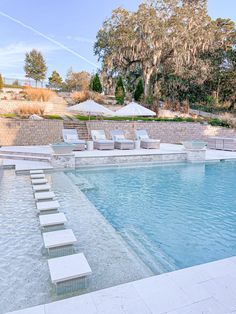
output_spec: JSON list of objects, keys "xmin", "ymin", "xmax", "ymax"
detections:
[
  {"xmin": 0, "ymin": 74, "xmax": 3, "ymax": 90},
  {"xmin": 208, "ymin": 118, "xmax": 230, "ymax": 128},
  {"xmin": 90, "ymin": 73, "xmax": 102, "ymax": 93},
  {"xmin": 71, "ymin": 90, "xmax": 106, "ymax": 104},
  {"xmin": 15, "ymin": 104, "xmax": 45, "ymax": 117},
  {"xmin": 22, "ymin": 87, "xmax": 55, "ymax": 102},
  {"xmin": 134, "ymin": 79, "xmax": 144, "ymax": 102},
  {"xmin": 115, "ymin": 77, "xmax": 125, "ymax": 104}
]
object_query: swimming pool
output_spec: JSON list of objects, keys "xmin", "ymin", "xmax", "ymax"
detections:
[
  {"xmin": 78, "ymin": 162, "xmax": 236, "ymax": 273},
  {"xmin": 1, "ymin": 162, "xmax": 236, "ymax": 313}
]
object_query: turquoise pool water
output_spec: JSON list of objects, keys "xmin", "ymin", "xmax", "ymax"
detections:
[{"xmin": 77, "ymin": 162, "xmax": 236, "ymax": 274}]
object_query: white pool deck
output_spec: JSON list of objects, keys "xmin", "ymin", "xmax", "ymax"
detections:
[
  {"xmin": 6, "ymin": 255, "xmax": 236, "ymax": 314},
  {"xmin": 1, "ymin": 144, "xmax": 236, "ymax": 171}
]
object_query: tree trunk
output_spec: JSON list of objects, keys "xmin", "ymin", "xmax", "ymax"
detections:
[{"xmin": 142, "ymin": 65, "xmax": 153, "ymax": 97}]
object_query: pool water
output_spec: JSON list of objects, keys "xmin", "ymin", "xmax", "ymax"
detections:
[{"xmin": 78, "ymin": 162, "xmax": 236, "ymax": 273}]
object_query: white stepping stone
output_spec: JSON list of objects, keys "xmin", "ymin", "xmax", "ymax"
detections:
[
  {"xmin": 39, "ymin": 213, "xmax": 67, "ymax": 227},
  {"xmin": 34, "ymin": 191, "xmax": 55, "ymax": 201},
  {"xmin": 31, "ymin": 174, "xmax": 45, "ymax": 179},
  {"xmin": 32, "ymin": 178, "xmax": 48, "ymax": 185},
  {"xmin": 48, "ymin": 253, "xmax": 92, "ymax": 284},
  {"xmin": 30, "ymin": 170, "xmax": 44, "ymax": 174},
  {"xmin": 36, "ymin": 200, "xmax": 60, "ymax": 212},
  {"xmin": 43, "ymin": 229, "xmax": 77, "ymax": 249},
  {"xmin": 32, "ymin": 184, "xmax": 50, "ymax": 192}
]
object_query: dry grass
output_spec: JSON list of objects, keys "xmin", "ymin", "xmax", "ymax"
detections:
[
  {"xmin": 22, "ymin": 87, "xmax": 55, "ymax": 102},
  {"xmin": 219, "ymin": 113, "xmax": 236, "ymax": 129},
  {"xmin": 71, "ymin": 90, "xmax": 106, "ymax": 105},
  {"xmin": 15, "ymin": 104, "xmax": 45, "ymax": 117}
]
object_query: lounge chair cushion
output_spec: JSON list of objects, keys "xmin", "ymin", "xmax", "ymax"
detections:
[
  {"xmin": 66, "ymin": 134, "xmax": 78, "ymax": 141},
  {"xmin": 113, "ymin": 134, "xmax": 125, "ymax": 141},
  {"xmin": 141, "ymin": 139, "xmax": 160, "ymax": 143},
  {"xmin": 94, "ymin": 140, "xmax": 114, "ymax": 144}
]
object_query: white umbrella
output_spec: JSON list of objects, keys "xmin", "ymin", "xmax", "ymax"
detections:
[
  {"xmin": 68, "ymin": 99, "xmax": 114, "ymax": 117},
  {"xmin": 115, "ymin": 102, "xmax": 156, "ymax": 117}
]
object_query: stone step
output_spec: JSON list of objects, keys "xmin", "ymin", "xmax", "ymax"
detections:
[
  {"xmin": 0, "ymin": 154, "xmax": 50, "ymax": 162},
  {"xmin": 0, "ymin": 150, "xmax": 51, "ymax": 157}
]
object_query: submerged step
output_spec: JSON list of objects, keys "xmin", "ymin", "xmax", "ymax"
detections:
[
  {"xmin": 32, "ymin": 178, "xmax": 48, "ymax": 185},
  {"xmin": 43, "ymin": 229, "xmax": 77, "ymax": 249},
  {"xmin": 31, "ymin": 174, "xmax": 45, "ymax": 179},
  {"xmin": 35, "ymin": 191, "xmax": 55, "ymax": 201},
  {"xmin": 32, "ymin": 184, "xmax": 50, "ymax": 192},
  {"xmin": 30, "ymin": 170, "xmax": 44, "ymax": 174},
  {"xmin": 36, "ymin": 200, "xmax": 60, "ymax": 212},
  {"xmin": 48, "ymin": 253, "xmax": 92, "ymax": 284},
  {"xmin": 39, "ymin": 213, "xmax": 67, "ymax": 227}
]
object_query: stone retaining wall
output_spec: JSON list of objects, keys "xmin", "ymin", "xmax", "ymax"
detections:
[
  {"xmin": 0, "ymin": 119, "xmax": 63, "ymax": 145},
  {"xmin": 1, "ymin": 118, "xmax": 236, "ymax": 146},
  {"xmin": 86, "ymin": 121, "xmax": 236, "ymax": 143}
]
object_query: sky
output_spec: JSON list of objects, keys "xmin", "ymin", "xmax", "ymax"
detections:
[{"xmin": 0, "ymin": 0, "xmax": 235, "ymax": 80}]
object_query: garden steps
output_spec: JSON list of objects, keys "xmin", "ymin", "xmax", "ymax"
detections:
[{"xmin": 63, "ymin": 121, "xmax": 89, "ymax": 140}]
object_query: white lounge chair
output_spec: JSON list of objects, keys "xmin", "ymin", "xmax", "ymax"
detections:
[
  {"xmin": 136, "ymin": 130, "xmax": 160, "ymax": 149},
  {"xmin": 62, "ymin": 129, "xmax": 86, "ymax": 151},
  {"xmin": 111, "ymin": 130, "xmax": 134, "ymax": 150},
  {"xmin": 91, "ymin": 130, "xmax": 114, "ymax": 150}
]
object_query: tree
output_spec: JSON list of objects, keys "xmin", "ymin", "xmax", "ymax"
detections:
[
  {"xmin": 90, "ymin": 73, "xmax": 103, "ymax": 93},
  {"xmin": 65, "ymin": 69, "xmax": 91, "ymax": 91},
  {"xmin": 24, "ymin": 49, "xmax": 47, "ymax": 86},
  {"xmin": 95, "ymin": 0, "xmax": 215, "ymax": 97},
  {"xmin": 115, "ymin": 77, "xmax": 125, "ymax": 104},
  {"xmin": 0, "ymin": 74, "xmax": 3, "ymax": 90},
  {"xmin": 134, "ymin": 79, "xmax": 144, "ymax": 102},
  {"xmin": 48, "ymin": 70, "xmax": 63, "ymax": 89}
]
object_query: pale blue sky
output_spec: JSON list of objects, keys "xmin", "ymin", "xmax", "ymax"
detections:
[{"xmin": 0, "ymin": 0, "xmax": 235, "ymax": 80}]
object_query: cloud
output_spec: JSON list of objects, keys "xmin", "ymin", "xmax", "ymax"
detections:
[
  {"xmin": 0, "ymin": 42, "xmax": 59, "ymax": 72},
  {"xmin": 66, "ymin": 35, "xmax": 95, "ymax": 44}
]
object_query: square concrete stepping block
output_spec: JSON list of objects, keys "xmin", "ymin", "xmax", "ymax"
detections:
[
  {"xmin": 39, "ymin": 213, "xmax": 67, "ymax": 227},
  {"xmin": 31, "ymin": 178, "xmax": 48, "ymax": 185},
  {"xmin": 31, "ymin": 174, "xmax": 45, "ymax": 179},
  {"xmin": 43, "ymin": 229, "xmax": 77, "ymax": 249},
  {"xmin": 30, "ymin": 170, "xmax": 44, "ymax": 174},
  {"xmin": 35, "ymin": 191, "xmax": 55, "ymax": 201},
  {"xmin": 32, "ymin": 184, "xmax": 50, "ymax": 192},
  {"xmin": 48, "ymin": 253, "xmax": 92, "ymax": 284},
  {"xmin": 36, "ymin": 200, "xmax": 60, "ymax": 212}
]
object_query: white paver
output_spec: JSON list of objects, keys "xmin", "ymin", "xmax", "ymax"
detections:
[
  {"xmin": 30, "ymin": 170, "xmax": 44, "ymax": 174},
  {"xmin": 48, "ymin": 253, "xmax": 92, "ymax": 284},
  {"xmin": 32, "ymin": 184, "xmax": 50, "ymax": 192},
  {"xmin": 36, "ymin": 200, "xmax": 60, "ymax": 212},
  {"xmin": 43, "ymin": 229, "xmax": 77, "ymax": 249},
  {"xmin": 5, "ymin": 256, "xmax": 236, "ymax": 314},
  {"xmin": 34, "ymin": 191, "xmax": 55, "ymax": 201},
  {"xmin": 32, "ymin": 178, "xmax": 48, "ymax": 185},
  {"xmin": 39, "ymin": 213, "xmax": 67, "ymax": 227},
  {"xmin": 4, "ymin": 305, "xmax": 45, "ymax": 314},
  {"xmin": 31, "ymin": 174, "xmax": 45, "ymax": 179}
]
